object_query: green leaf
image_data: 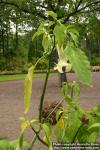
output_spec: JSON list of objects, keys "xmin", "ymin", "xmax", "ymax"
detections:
[
  {"xmin": 42, "ymin": 33, "xmax": 52, "ymax": 51},
  {"xmin": 0, "ymin": 139, "xmax": 10, "ymax": 149},
  {"xmin": 64, "ymin": 42, "xmax": 92, "ymax": 86},
  {"xmin": 64, "ymin": 111, "xmax": 81, "ymax": 143},
  {"xmin": 66, "ymin": 25, "xmax": 79, "ymax": 36},
  {"xmin": 55, "ymin": 111, "xmax": 81, "ymax": 143},
  {"xmin": 42, "ymin": 123, "xmax": 51, "ymax": 138},
  {"xmin": 66, "ymin": 25, "xmax": 79, "ymax": 45},
  {"xmin": 32, "ymin": 22, "xmax": 46, "ymax": 41},
  {"xmin": 54, "ymin": 118, "xmax": 65, "ymax": 143},
  {"xmin": 48, "ymin": 21, "xmax": 54, "ymax": 27},
  {"xmin": 88, "ymin": 123, "xmax": 100, "ymax": 130},
  {"xmin": 19, "ymin": 129, "xmax": 25, "ymax": 148},
  {"xmin": 69, "ymin": 32, "xmax": 78, "ymax": 45},
  {"xmin": 24, "ymin": 66, "xmax": 34, "ymax": 114},
  {"xmin": 56, "ymin": 109, "xmax": 63, "ymax": 121},
  {"xmin": 87, "ymin": 132, "xmax": 98, "ymax": 143},
  {"xmin": 53, "ymin": 25, "xmax": 66, "ymax": 47},
  {"xmin": 72, "ymin": 81, "xmax": 80, "ymax": 101},
  {"xmin": 0, "ymin": 139, "xmax": 30, "ymax": 150},
  {"xmin": 77, "ymin": 126, "xmax": 98, "ymax": 143},
  {"xmin": 77, "ymin": 125, "xmax": 90, "ymax": 143},
  {"xmin": 91, "ymin": 105, "xmax": 100, "ymax": 117},
  {"xmin": 32, "ymin": 29, "xmax": 45, "ymax": 41},
  {"xmin": 62, "ymin": 83, "xmax": 68, "ymax": 99},
  {"xmin": 48, "ymin": 11, "xmax": 57, "ymax": 19},
  {"xmin": 42, "ymin": 123, "xmax": 53, "ymax": 150}
]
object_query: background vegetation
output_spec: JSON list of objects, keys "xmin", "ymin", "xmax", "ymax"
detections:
[{"xmin": 0, "ymin": 0, "xmax": 100, "ymax": 74}]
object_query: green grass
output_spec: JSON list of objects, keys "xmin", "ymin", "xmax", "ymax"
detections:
[{"xmin": 0, "ymin": 73, "xmax": 57, "ymax": 82}]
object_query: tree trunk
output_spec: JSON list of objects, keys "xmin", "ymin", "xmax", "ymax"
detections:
[
  {"xmin": 59, "ymin": 67, "xmax": 67, "ymax": 87},
  {"xmin": 51, "ymin": 51, "xmax": 67, "ymax": 86},
  {"xmin": 15, "ymin": 20, "xmax": 18, "ymax": 48},
  {"xmin": 1, "ymin": 24, "xmax": 5, "ymax": 56}
]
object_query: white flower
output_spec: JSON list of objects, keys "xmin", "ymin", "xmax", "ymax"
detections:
[{"xmin": 54, "ymin": 60, "xmax": 72, "ymax": 73}]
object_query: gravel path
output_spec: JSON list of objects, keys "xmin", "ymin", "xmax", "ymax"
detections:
[{"xmin": 0, "ymin": 72, "xmax": 100, "ymax": 149}]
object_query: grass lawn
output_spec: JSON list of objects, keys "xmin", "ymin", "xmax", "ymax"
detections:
[{"xmin": 0, "ymin": 73, "xmax": 57, "ymax": 82}]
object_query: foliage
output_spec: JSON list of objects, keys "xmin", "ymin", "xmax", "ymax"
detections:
[
  {"xmin": 0, "ymin": 57, "xmax": 6, "ymax": 71},
  {"xmin": 0, "ymin": 139, "xmax": 30, "ymax": 150},
  {"xmin": 90, "ymin": 56, "xmax": 100, "ymax": 66},
  {"xmin": 64, "ymin": 42, "xmax": 91, "ymax": 85}
]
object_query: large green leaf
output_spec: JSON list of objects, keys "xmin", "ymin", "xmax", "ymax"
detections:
[
  {"xmin": 66, "ymin": 25, "xmax": 79, "ymax": 45},
  {"xmin": 64, "ymin": 42, "xmax": 92, "ymax": 86},
  {"xmin": 64, "ymin": 111, "xmax": 81, "ymax": 143},
  {"xmin": 32, "ymin": 22, "xmax": 46, "ymax": 41},
  {"xmin": 54, "ymin": 111, "xmax": 81, "ymax": 143},
  {"xmin": 24, "ymin": 66, "xmax": 34, "ymax": 114},
  {"xmin": 53, "ymin": 25, "xmax": 66, "ymax": 47},
  {"xmin": 77, "ymin": 126, "xmax": 98, "ymax": 143}
]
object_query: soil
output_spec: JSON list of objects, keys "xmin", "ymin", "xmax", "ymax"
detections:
[{"xmin": 0, "ymin": 72, "xmax": 100, "ymax": 149}]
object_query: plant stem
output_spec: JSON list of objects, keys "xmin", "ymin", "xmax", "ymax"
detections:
[
  {"xmin": 28, "ymin": 125, "xmax": 48, "ymax": 150},
  {"xmin": 39, "ymin": 36, "xmax": 55, "ymax": 122},
  {"xmin": 28, "ymin": 135, "xmax": 37, "ymax": 150},
  {"xmin": 39, "ymin": 59, "xmax": 51, "ymax": 122},
  {"xmin": 71, "ymin": 86, "xmax": 74, "ymax": 99},
  {"xmin": 30, "ymin": 125, "xmax": 48, "ymax": 146},
  {"xmin": 71, "ymin": 124, "xmax": 83, "ymax": 143}
]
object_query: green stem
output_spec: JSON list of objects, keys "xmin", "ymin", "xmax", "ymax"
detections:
[
  {"xmin": 34, "ymin": 54, "xmax": 45, "ymax": 68},
  {"xmin": 39, "ymin": 59, "xmax": 50, "ymax": 122},
  {"xmin": 39, "ymin": 36, "xmax": 55, "ymax": 123},
  {"xmin": 28, "ymin": 135, "xmax": 37, "ymax": 150},
  {"xmin": 71, "ymin": 124, "xmax": 83, "ymax": 143},
  {"xmin": 28, "ymin": 125, "xmax": 48, "ymax": 150},
  {"xmin": 71, "ymin": 86, "xmax": 74, "ymax": 99},
  {"xmin": 30, "ymin": 125, "xmax": 48, "ymax": 146}
]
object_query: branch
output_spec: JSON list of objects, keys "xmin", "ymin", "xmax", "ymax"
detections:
[
  {"xmin": 63, "ymin": 0, "xmax": 83, "ymax": 22},
  {"xmin": 78, "ymin": 0, "xmax": 100, "ymax": 12},
  {"xmin": 30, "ymin": 125, "xmax": 48, "ymax": 147},
  {"xmin": 79, "ymin": 7, "xmax": 100, "ymax": 14},
  {"xmin": 75, "ymin": 0, "xmax": 83, "ymax": 10},
  {"xmin": 64, "ymin": 0, "xmax": 100, "ymax": 23},
  {"xmin": 0, "ymin": 1, "xmax": 47, "ymax": 20},
  {"xmin": 39, "ymin": 57, "xmax": 51, "ymax": 122},
  {"xmin": 47, "ymin": 0, "xmax": 56, "ymax": 12}
]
